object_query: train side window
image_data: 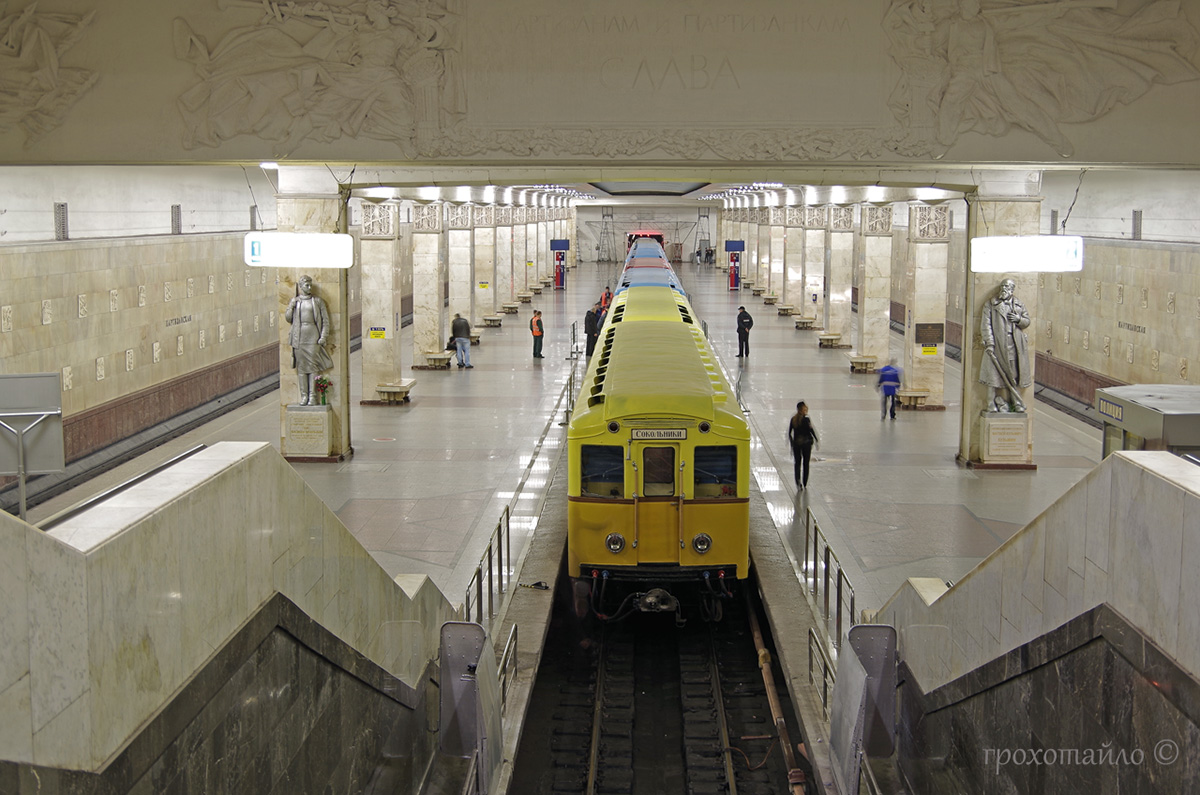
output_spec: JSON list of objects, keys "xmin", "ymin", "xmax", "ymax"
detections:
[
  {"xmin": 693, "ymin": 446, "xmax": 737, "ymax": 498},
  {"xmin": 643, "ymin": 447, "xmax": 675, "ymax": 497},
  {"xmin": 581, "ymin": 445, "xmax": 624, "ymax": 498}
]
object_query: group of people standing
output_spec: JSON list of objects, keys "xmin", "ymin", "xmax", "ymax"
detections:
[
  {"xmin": 582, "ymin": 285, "xmax": 612, "ymax": 357},
  {"xmin": 695, "ymin": 248, "xmax": 715, "ymax": 265}
]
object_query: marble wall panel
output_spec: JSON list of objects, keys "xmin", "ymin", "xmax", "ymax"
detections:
[
  {"xmin": 804, "ymin": 229, "xmax": 825, "ymax": 325},
  {"xmin": 513, "ymin": 224, "xmax": 528, "ymax": 291},
  {"xmin": 474, "ymin": 226, "xmax": 495, "ymax": 320},
  {"xmin": 768, "ymin": 225, "xmax": 784, "ymax": 296},
  {"xmin": 1178, "ymin": 492, "xmax": 1200, "ymax": 678},
  {"xmin": 828, "ymin": 231, "xmax": 853, "ymax": 340},
  {"xmin": 784, "ymin": 227, "xmax": 804, "ymax": 310},
  {"xmin": 496, "ymin": 225, "xmax": 514, "ymax": 304},
  {"xmin": 448, "ymin": 228, "xmax": 473, "ymax": 322},
  {"xmin": 757, "ymin": 224, "xmax": 772, "ymax": 290},
  {"xmin": 412, "ymin": 232, "xmax": 443, "ymax": 363}
]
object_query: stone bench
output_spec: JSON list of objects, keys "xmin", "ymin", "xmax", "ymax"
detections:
[
  {"xmin": 422, "ymin": 351, "xmax": 453, "ymax": 369},
  {"xmin": 530, "ymin": 285, "xmax": 543, "ymax": 294},
  {"xmin": 375, "ymin": 379, "xmax": 416, "ymax": 404},
  {"xmin": 794, "ymin": 317, "xmax": 815, "ymax": 330},
  {"xmin": 777, "ymin": 304, "xmax": 795, "ymax": 316},
  {"xmin": 897, "ymin": 389, "xmax": 930, "ymax": 408},
  {"xmin": 751, "ymin": 286, "xmax": 766, "ymax": 296},
  {"xmin": 818, "ymin": 333, "xmax": 843, "ymax": 348},
  {"xmin": 482, "ymin": 315, "xmax": 504, "ymax": 327},
  {"xmin": 516, "ymin": 292, "xmax": 533, "ymax": 303},
  {"xmin": 501, "ymin": 303, "xmax": 520, "ymax": 314},
  {"xmin": 762, "ymin": 294, "xmax": 778, "ymax": 304},
  {"xmin": 469, "ymin": 331, "xmax": 481, "ymax": 345},
  {"xmin": 847, "ymin": 354, "xmax": 877, "ymax": 373},
  {"xmin": 539, "ymin": 277, "xmax": 554, "ymax": 286}
]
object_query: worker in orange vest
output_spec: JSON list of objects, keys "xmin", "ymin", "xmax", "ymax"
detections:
[
  {"xmin": 600, "ymin": 286, "xmax": 612, "ymax": 310},
  {"xmin": 531, "ymin": 309, "xmax": 545, "ymax": 359}
]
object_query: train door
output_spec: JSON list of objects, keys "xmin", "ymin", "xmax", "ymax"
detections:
[{"xmin": 632, "ymin": 442, "xmax": 681, "ymax": 564}]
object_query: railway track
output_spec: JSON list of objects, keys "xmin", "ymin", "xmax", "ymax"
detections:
[{"xmin": 514, "ymin": 585, "xmax": 814, "ymax": 795}]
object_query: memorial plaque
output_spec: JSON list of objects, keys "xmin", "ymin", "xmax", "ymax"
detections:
[
  {"xmin": 982, "ymin": 415, "xmax": 1030, "ymax": 463},
  {"xmin": 286, "ymin": 406, "xmax": 333, "ymax": 457},
  {"xmin": 914, "ymin": 323, "xmax": 944, "ymax": 345}
]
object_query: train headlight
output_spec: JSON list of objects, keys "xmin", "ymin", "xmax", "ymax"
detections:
[
  {"xmin": 607, "ymin": 421, "xmax": 621, "ymax": 434},
  {"xmin": 692, "ymin": 533, "xmax": 713, "ymax": 554},
  {"xmin": 698, "ymin": 421, "xmax": 711, "ymax": 433},
  {"xmin": 605, "ymin": 533, "xmax": 626, "ymax": 553}
]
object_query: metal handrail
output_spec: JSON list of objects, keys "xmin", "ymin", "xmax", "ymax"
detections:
[
  {"xmin": 464, "ymin": 505, "xmax": 511, "ymax": 628},
  {"xmin": 498, "ymin": 623, "xmax": 519, "ymax": 713},
  {"xmin": 804, "ymin": 507, "xmax": 857, "ymax": 649},
  {"xmin": 807, "ymin": 627, "xmax": 836, "ymax": 720},
  {"xmin": 36, "ymin": 444, "xmax": 208, "ymax": 531}
]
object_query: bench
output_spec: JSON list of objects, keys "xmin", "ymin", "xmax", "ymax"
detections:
[
  {"xmin": 897, "ymin": 389, "xmax": 930, "ymax": 408},
  {"xmin": 540, "ymin": 277, "xmax": 553, "ymax": 287},
  {"xmin": 375, "ymin": 379, "xmax": 416, "ymax": 404},
  {"xmin": 482, "ymin": 315, "xmax": 504, "ymax": 327},
  {"xmin": 763, "ymin": 294, "xmax": 778, "ymax": 305},
  {"xmin": 847, "ymin": 354, "xmax": 877, "ymax": 373},
  {"xmin": 530, "ymin": 285, "xmax": 543, "ymax": 294},
  {"xmin": 777, "ymin": 304, "xmax": 795, "ymax": 316},
  {"xmin": 818, "ymin": 333, "xmax": 842, "ymax": 348},
  {"xmin": 751, "ymin": 286, "xmax": 766, "ymax": 296},
  {"xmin": 501, "ymin": 303, "xmax": 520, "ymax": 314},
  {"xmin": 423, "ymin": 351, "xmax": 453, "ymax": 369},
  {"xmin": 469, "ymin": 331, "xmax": 481, "ymax": 345},
  {"xmin": 794, "ymin": 317, "xmax": 815, "ymax": 330},
  {"xmin": 516, "ymin": 292, "xmax": 533, "ymax": 303}
]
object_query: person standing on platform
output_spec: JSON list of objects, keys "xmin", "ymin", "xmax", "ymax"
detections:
[
  {"xmin": 736, "ymin": 306, "xmax": 754, "ymax": 358},
  {"xmin": 787, "ymin": 401, "xmax": 819, "ymax": 489},
  {"xmin": 584, "ymin": 302, "xmax": 601, "ymax": 357},
  {"xmin": 600, "ymin": 286, "xmax": 612, "ymax": 311},
  {"xmin": 451, "ymin": 313, "xmax": 473, "ymax": 368},
  {"xmin": 531, "ymin": 309, "xmax": 545, "ymax": 359},
  {"xmin": 877, "ymin": 359, "xmax": 901, "ymax": 419}
]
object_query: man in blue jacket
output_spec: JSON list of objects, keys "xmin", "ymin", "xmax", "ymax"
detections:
[{"xmin": 877, "ymin": 359, "xmax": 901, "ymax": 420}]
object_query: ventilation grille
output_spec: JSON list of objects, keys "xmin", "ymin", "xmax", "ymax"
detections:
[
  {"xmin": 250, "ymin": 205, "xmax": 259, "ymax": 231},
  {"xmin": 53, "ymin": 202, "xmax": 68, "ymax": 241},
  {"xmin": 586, "ymin": 329, "xmax": 616, "ymax": 406},
  {"xmin": 171, "ymin": 205, "xmax": 182, "ymax": 235},
  {"xmin": 1132, "ymin": 210, "xmax": 1143, "ymax": 241},
  {"xmin": 1049, "ymin": 209, "xmax": 1059, "ymax": 234}
]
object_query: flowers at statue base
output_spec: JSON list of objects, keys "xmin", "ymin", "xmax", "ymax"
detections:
[{"xmin": 314, "ymin": 376, "xmax": 332, "ymax": 404}]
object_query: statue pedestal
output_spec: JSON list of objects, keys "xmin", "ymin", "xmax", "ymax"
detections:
[
  {"xmin": 976, "ymin": 412, "xmax": 1036, "ymax": 469},
  {"xmin": 284, "ymin": 404, "xmax": 333, "ymax": 460}
]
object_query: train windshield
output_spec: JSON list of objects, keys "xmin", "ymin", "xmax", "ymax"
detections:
[
  {"xmin": 581, "ymin": 445, "xmax": 625, "ymax": 498},
  {"xmin": 642, "ymin": 447, "xmax": 676, "ymax": 497},
  {"xmin": 693, "ymin": 446, "xmax": 737, "ymax": 499}
]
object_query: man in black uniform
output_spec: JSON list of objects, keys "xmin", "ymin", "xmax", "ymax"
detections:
[
  {"xmin": 736, "ymin": 306, "xmax": 754, "ymax": 358},
  {"xmin": 584, "ymin": 302, "xmax": 602, "ymax": 357}
]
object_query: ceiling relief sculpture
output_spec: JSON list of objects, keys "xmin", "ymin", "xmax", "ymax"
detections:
[
  {"xmin": 884, "ymin": 0, "xmax": 1200, "ymax": 157},
  {"xmin": 0, "ymin": 5, "xmax": 97, "ymax": 146},
  {"xmin": 174, "ymin": 0, "xmax": 463, "ymax": 154}
]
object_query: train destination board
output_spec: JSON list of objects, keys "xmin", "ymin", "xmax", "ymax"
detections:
[{"xmin": 632, "ymin": 429, "xmax": 687, "ymax": 440}]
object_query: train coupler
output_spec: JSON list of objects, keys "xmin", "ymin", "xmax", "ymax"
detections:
[{"xmin": 636, "ymin": 588, "xmax": 679, "ymax": 614}]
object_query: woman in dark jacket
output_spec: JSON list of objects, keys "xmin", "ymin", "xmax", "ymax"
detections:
[{"xmin": 787, "ymin": 401, "xmax": 819, "ymax": 489}]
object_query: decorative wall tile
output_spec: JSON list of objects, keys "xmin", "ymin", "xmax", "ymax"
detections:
[
  {"xmin": 199, "ymin": 329, "xmax": 206, "ymax": 349},
  {"xmin": 803, "ymin": 206, "xmax": 827, "ymax": 229},
  {"xmin": 109, "ymin": 290, "xmax": 118, "ymax": 313},
  {"xmin": 1055, "ymin": 274, "xmax": 1062, "ymax": 292},
  {"xmin": 77, "ymin": 295, "xmax": 87, "ymax": 318},
  {"xmin": 41, "ymin": 299, "xmax": 51, "ymax": 325},
  {"xmin": 1038, "ymin": 273, "xmax": 1045, "ymax": 289},
  {"xmin": 1126, "ymin": 343, "xmax": 1134, "ymax": 363},
  {"xmin": 1103, "ymin": 335, "xmax": 1111, "ymax": 357},
  {"xmin": 218, "ymin": 324, "xmax": 225, "ymax": 343},
  {"xmin": 95, "ymin": 357, "xmax": 105, "ymax": 381},
  {"xmin": 152, "ymin": 342, "xmax": 161, "ymax": 364},
  {"xmin": 1045, "ymin": 320, "xmax": 1053, "ymax": 340},
  {"xmin": 244, "ymin": 271, "xmax": 251, "ymax": 288},
  {"xmin": 125, "ymin": 350, "xmax": 134, "ymax": 371},
  {"xmin": 1083, "ymin": 330, "xmax": 1090, "ymax": 350},
  {"xmin": 1140, "ymin": 287, "xmax": 1148, "ymax": 308},
  {"xmin": 177, "ymin": 335, "xmax": 183, "ymax": 356},
  {"xmin": 1, "ymin": 305, "xmax": 10, "ymax": 333},
  {"xmin": 1073, "ymin": 278, "xmax": 1081, "ymax": 296},
  {"xmin": 62, "ymin": 366, "xmax": 72, "ymax": 390},
  {"xmin": 207, "ymin": 275, "xmax": 215, "ymax": 294},
  {"xmin": 237, "ymin": 320, "xmax": 243, "ymax": 338},
  {"xmin": 138, "ymin": 285, "xmax": 146, "ymax": 307},
  {"xmin": 164, "ymin": 282, "xmax": 173, "ymax": 302},
  {"xmin": 1168, "ymin": 292, "xmax": 1176, "ymax": 314},
  {"xmin": 186, "ymin": 278, "xmax": 194, "ymax": 299},
  {"xmin": 1181, "ymin": 358, "xmax": 1189, "ymax": 381},
  {"xmin": 1116, "ymin": 283, "xmax": 1124, "ymax": 304},
  {"xmin": 473, "ymin": 204, "xmax": 496, "ymax": 227},
  {"xmin": 254, "ymin": 315, "xmax": 260, "ymax": 333},
  {"xmin": 226, "ymin": 273, "xmax": 233, "ymax": 292},
  {"xmin": 361, "ymin": 202, "xmax": 395, "ymax": 237},
  {"xmin": 414, "ymin": 202, "xmax": 443, "ymax": 232},
  {"xmin": 270, "ymin": 311, "xmax": 276, "ymax": 328},
  {"xmin": 1095, "ymin": 280, "xmax": 1102, "ymax": 300},
  {"xmin": 913, "ymin": 205, "xmax": 948, "ymax": 240},
  {"xmin": 1152, "ymin": 349, "xmax": 1160, "ymax": 371},
  {"xmin": 261, "ymin": 271, "xmax": 267, "ymax": 284},
  {"xmin": 1062, "ymin": 326, "xmax": 1070, "ymax": 345}
]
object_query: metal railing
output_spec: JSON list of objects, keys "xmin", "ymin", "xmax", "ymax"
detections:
[
  {"xmin": 803, "ymin": 507, "xmax": 856, "ymax": 650},
  {"xmin": 498, "ymin": 623, "xmax": 519, "ymax": 713},
  {"xmin": 463, "ymin": 506, "xmax": 512, "ymax": 629},
  {"xmin": 807, "ymin": 627, "xmax": 836, "ymax": 720}
]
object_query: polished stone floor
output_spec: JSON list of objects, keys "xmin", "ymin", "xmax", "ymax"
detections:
[{"xmin": 28, "ymin": 260, "xmax": 1102, "ymax": 613}]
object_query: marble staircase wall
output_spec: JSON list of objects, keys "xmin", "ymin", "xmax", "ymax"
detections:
[
  {"xmin": 0, "ymin": 441, "xmax": 459, "ymax": 770},
  {"xmin": 879, "ymin": 450, "xmax": 1200, "ymax": 695}
]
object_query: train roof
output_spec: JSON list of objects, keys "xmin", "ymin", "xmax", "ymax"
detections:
[{"xmin": 609, "ymin": 285, "xmax": 691, "ymax": 322}]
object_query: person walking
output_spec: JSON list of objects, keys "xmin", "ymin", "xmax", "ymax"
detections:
[
  {"xmin": 584, "ymin": 302, "xmax": 601, "ymax": 357},
  {"xmin": 531, "ymin": 309, "xmax": 545, "ymax": 358},
  {"xmin": 451, "ymin": 313, "xmax": 473, "ymax": 368},
  {"xmin": 877, "ymin": 359, "xmax": 901, "ymax": 419},
  {"xmin": 736, "ymin": 306, "xmax": 754, "ymax": 358},
  {"xmin": 787, "ymin": 401, "xmax": 819, "ymax": 489}
]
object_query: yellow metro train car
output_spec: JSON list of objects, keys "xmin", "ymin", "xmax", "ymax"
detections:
[{"xmin": 567, "ymin": 284, "xmax": 750, "ymax": 620}]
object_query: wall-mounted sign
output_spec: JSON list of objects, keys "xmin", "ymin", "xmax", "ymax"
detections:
[
  {"xmin": 550, "ymin": 239, "xmax": 570, "ymax": 250},
  {"xmin": 922, "ymin": 345, "xmax": 939, "ymax": 356},
  {"xmin": 914, "ymin": 323, "xmax": 944, "ymax": 344},
  {"xmin": 368, "ymin": 326, "xmax": 386, "ymax": 339},
  {"xmin": 970, "ymin": 235, "xmax": 1083, "ymax": 273},
  {"xmin": 478, "ymin": 281, "xmax": 490, "ymax": 289},
  {"xmin": 725, "ymin": 240, "xmax": 745, "ymax": 252},
  {"xmin": 244, "ymin": 232, "xmax": 354, "ymax": 269},
  {"xmin": 631, "ymin": 429, "xmax": 687, "ymax": 440}
]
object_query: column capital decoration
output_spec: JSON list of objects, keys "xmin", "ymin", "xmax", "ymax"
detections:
[
  {"xmin": 360, "ymin": 203, "xmax": 395, "ymax": 239},
  {"xmin": 414, "ymin": 201, "xmax": 443, "ymax": 233},
  {"xmin": 769, "ymin": 207, "xmax": 786, "ymax": 226},
  {"xmin": 756, "ymin": 207, "xmax": 770, "ymax": 225},
  {"xmin": 473, "ymin": 204, "xmax": 496, "ymax": 227},
  {"xmin": 913, "ymin": 204, "xmax": 950, "ymax": 241},
  {"xmin": 538, "ymin": 207, "xmax": 548, "ymax": 222},
  {"xmin": 497, "ymin": 206, "xmax": 514, "ymax": 225},
  {"xmin": 786, "ymin": 207, "xmax": 804, "ymax": 228},
  {"xmin": 448, "ymin": 203, "xmax": 473, "ymax": 229},
  {"xmin": 803, "ymin": 206, "xmax": 828, "ymax": 229},
  {"xmin": 864, "ymin": 205, "xmax": 893, "ymax": 236},
  {"xmin": 830, "ymin": 206, "xmax": 854, "ymax": 232}
]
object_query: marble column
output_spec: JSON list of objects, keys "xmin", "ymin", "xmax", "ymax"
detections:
[
  {"xmin": 534, "ymin": 209, "xmax": 547, "ymax": 284},
  {"xmin": 804, "ymin": 207, "xmax": 828, "ymax": 329},
  {"xmin": 276, "ymin": 194, "xmax": 351, "ymax": 460},
  {"xmin": 524, "ymin": 209, "xmax": 537, "ymax": 290},
  {"xmin": 758, "ymin": 212, "xmax": 774, "ymax": 292},
  {"xmin": 859, "ymin": 204, "xmax": 894, "ymax": 363},
  {"xmin": 960, "ymin": 199, "xmax": 1041, "ymax": 467},
  {"xmin": 768, "ymin": 208, "xmax": 785, "ymax": 299},
  {"xmin": 715, "ymin": 207, "xmax": 726, "ymax": 265},
  {"xmin": 448, "ymin": 204, "xmax": 473, "ymax": 323},
  {"xmin": 742, "ymin": 210, "xmax": 756, "ymax": 284},
  {"xmin": 359, "ymin": 202, "xmax": 407, "ymax": 405},
  {"xmin": 473, "ymin": 205, "xmax": 496, "ymax": 322},
  {"xmin": 828, "ymin": 206, "xmax": 855, "ymax": 341},
  {"xmin": 785, "ymin": 207, "xmax": 805, "ymax": 311},
  {"xmin": 567, "ymin": 207, "xmax": 578, "ymax": 269},
  {"xmin": 904, "ymin": 203, "xmax": 949, "ymax": 407},
  {"xmin": 496, "ymin": 207, "xmax": 515, "ymax": 305},
  {"xmin": 412, "ymin": 202, "xmax": 445, "ymax": 366}
]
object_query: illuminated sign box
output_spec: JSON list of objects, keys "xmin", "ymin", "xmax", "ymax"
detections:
[
  {"xmin": 244, "ymin": 232, "xmax": 354, "ymax": 269},
  {"xmin": 970, "ymin": 235, "xmax": 1083, "ymax": 273}
]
